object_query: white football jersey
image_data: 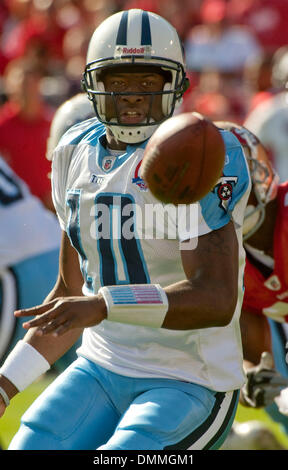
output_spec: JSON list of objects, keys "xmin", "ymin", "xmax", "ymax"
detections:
[
  {"xmin": 0, "ymin": 156, "xmax": 60, "ymax": 269},
  {"xmin": 52, "ymin": 118, "xmax": 251, "ymax": 392}
]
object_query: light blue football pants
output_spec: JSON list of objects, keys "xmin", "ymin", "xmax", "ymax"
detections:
[{"xmin": 9, "ymin": 357, "xmax": 239, "ymax": 450}]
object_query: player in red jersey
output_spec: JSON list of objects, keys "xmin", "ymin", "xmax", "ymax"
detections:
[{"xmin": 216, "ymin": 121, "xmax": 288, "ymax": 443}]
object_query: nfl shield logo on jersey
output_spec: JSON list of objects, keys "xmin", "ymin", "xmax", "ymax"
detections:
[{"xmin": 102, "ymin": 156, "xmax": 116, "ymax": 172}]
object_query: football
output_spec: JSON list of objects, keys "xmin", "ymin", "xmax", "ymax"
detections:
[{"xmin": 141, "ymin": 112, "xmax": 225, "ymax": 204}]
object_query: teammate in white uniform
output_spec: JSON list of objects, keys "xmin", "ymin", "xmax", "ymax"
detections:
[
  {"xmin": 0, "ymin": 10, "xmax": 251, "ymax": 450},
  {"xmin": 0, "ymin": 155, "xmax": 60, "ymax": 363},
  {"xmin": 0, "ymin": 93, "xmax": 94, "ymax": 378}
]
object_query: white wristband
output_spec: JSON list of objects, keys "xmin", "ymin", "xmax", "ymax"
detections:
[
  {"xmin": 99, "ymin": 284, "xmax": 169, "ymax": 329},
  {"xmin": 0, "ymin": 340, "xmax": 50, "ymax": 391}
]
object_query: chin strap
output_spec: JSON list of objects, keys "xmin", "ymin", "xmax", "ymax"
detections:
[{"xmin": 107, "ymin": 121, "xmax": 159, "ymax": 144}]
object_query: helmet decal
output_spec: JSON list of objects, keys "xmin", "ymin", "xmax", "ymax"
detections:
[
  {"xmin": 141, "ymin": 10, "xmax": 152, "ymax": 45},
  {"xmin": 116, "ymin": 10, "xmax": 129, "ymax": 45}
]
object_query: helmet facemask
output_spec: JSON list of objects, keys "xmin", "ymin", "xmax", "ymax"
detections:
[{"xmin": 83, "ymin": 59, "xmax": 187, "ymax": 144}]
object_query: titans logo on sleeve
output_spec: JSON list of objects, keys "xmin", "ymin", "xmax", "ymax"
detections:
[{"xmin": 214, "ymin": 176, "xmax": 239, "ymax": 211}]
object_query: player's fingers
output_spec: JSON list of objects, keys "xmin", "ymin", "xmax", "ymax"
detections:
[
  {"xmin": 269, "ymin": 377, "xmax": 288, "ymax": 387},
  {"xmin": 265, "ymin": 389, "xmax": 286, "ymax": 404},
  {"xmin": 254, "ymin": 371, "xmax": 288, "ymax": 386},
  {"xmin": 22, "ymin": 303, "xmax": 66, "ymax": 329},
  {"xmin": 14, "ymin": 299, "xmax": 59, "ymax": 318},
  {"xmin": 35, "ymin": 312, "xmax": 71, "ymax": 335},
  {"xmin": 36, "ymin": 317, "xmax": 75, "ymax": 338},
  {"xmin": 52, "ymin": 321, "xmax": 73, "ymax": 337}
]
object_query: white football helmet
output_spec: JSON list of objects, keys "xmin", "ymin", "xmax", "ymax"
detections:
[
  {"xmin": 215, "ymin": 122, "xmax": 279, "ymax": 240},
  {"xmin": 82, "ymin": 9, "xmax": 189, "ymax": 144},
  {"xmin": 46, "ymin": 93, "xmax": 94, "ymax": 160}
]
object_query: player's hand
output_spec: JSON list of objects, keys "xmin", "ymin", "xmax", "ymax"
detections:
[
  {"xmin": 14, "ymin": 295, "xmax": 107, "ymax": 337},
  {"xmin": 241, "ymin": 352, "xmax": 288, "ymax": 408}
]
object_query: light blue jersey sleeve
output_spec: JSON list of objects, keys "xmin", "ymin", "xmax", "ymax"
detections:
[{"xmin": 198, "ymin": 129, "xmax": 251, "ymax": 234}]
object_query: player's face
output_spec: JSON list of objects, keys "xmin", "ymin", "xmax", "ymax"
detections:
[{"xmin": 101, "ymin": 67, "xmax": 167, "ymax": 125}]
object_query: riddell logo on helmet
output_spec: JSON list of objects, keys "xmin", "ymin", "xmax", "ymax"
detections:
[
  {"xmin": 115, "ymin": 46, "xmax": 152, "ymax": 57},
  {"xmin": 123, "ymin": 47, "xmax": 145, "ymax": 54}
]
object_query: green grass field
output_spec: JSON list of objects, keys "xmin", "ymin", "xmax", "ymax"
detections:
[
  {"xmin": 234, "ymin": 403, "xmax": 288, "ymax": 449},
  {"xmin": 0, "ymin": 374, "xmax": 55, "ymax": 450},
  {"xmin": 1, "ymin": 373, "xmax": 288, "ymax": 450}
]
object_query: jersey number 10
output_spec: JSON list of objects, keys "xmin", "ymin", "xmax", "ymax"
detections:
[{"xmin": 66, "ymin": 191, "xmax": 150, "ymax": 290}]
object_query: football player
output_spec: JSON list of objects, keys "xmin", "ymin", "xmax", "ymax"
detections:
[
  {"xmin": 0, "ymin": 156, "xmax": 60, "ymax": 363},
  {"xmin": 0, "ymin": 10, "xmax": 251, "ymax": 450},
  {"xmin": 0, "ymin": 93, "xmax": 93, "ymax": 377},
  {"xmin": 216, "ymin": 121, "xmax": 288, "ymax": 445},
  {"xmin": 0, "ymin": 153, "xmax": 61, "ymax": 407}
]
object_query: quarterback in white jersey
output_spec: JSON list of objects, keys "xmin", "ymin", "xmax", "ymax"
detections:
[
  {"xmin": 51, "ymin": 118, "xmax": 249, "ymax": 391},
  {"xmin": 0, "ymin": 10, "xmax": 250, "ymax": 451}
]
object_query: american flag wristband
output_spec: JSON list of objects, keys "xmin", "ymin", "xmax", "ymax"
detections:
[{"xmin": 99, "ymin": 284, "xmax": 169, "ymax": 328}]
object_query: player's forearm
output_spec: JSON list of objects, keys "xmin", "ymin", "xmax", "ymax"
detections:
[
  {"xmin": 23, "ymin": 327, "xmax": 83, "ymax": 367},
  {"xmin": 0, "ymin": 327, "xmax": 82, "ymax": 407},
  {"xmin": 0, "ymin": 278, "xmax": 83, "ymax": 403},
  {"xmin": 15, "ymin": 278, "xmax": 237, "ymax": 338},
  {"xmin": 43, "ymin": 272, "xmax": 84, "ymax": 303},
  {"xmin": 22, "ymin": 278, "xmax": 83, "ymax": 365},
  {"xmin": 162, "ymin": 278, "xmax": 237, "ymax": 330}
]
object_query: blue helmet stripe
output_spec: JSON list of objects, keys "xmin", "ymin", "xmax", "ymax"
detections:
[
  {"xmin": 116, "ymin": 10, "xmax": 128, "ymax": 45},
  {"xmin": 141, "ymin": 10, "xmax": 152, "ymax": 45}
]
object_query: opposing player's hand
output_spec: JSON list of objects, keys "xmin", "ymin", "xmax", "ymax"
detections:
[
  {"xmin": 241, "ymin": 352, "xmax": 288, "ymax": 408},
  {"xmin": 14, "ymin": 295, "xmax": 107, "ymax": 337}
]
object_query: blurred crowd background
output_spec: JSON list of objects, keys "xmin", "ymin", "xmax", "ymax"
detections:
[{"xmin": 1, "ymin": 0, "xmax": 288, "ymax": 211}]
